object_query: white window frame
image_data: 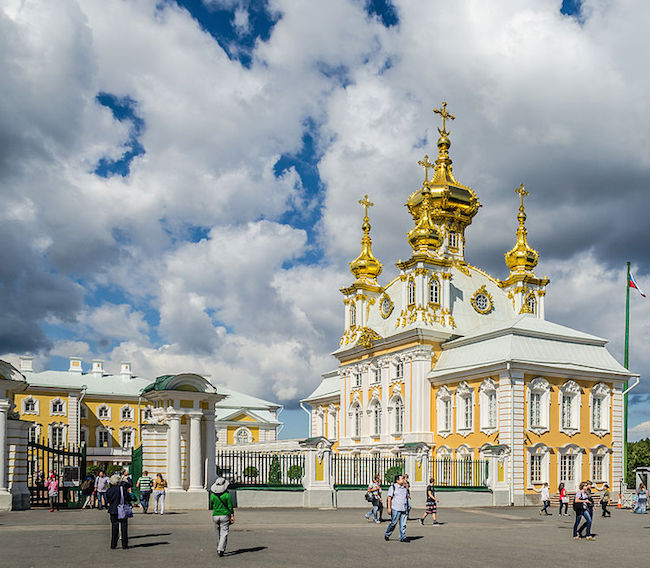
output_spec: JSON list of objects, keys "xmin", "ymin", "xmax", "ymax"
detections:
[
  {"xmin": 436, "ymin": 447, "xmax": 453, "ymax": 485},
  {"xmin": 234, "ymin": 427, "xmax": 252, "ymax": 445},
  {"xmin": 408, "ymin": 278, "xmax": 415, "ymax": 305},
  {"xmin": 558, "ymin": 380, "xmax": 581, "ymax": 435},
  {"xmin": 557, "ymin": 444, "xmax": 583, "ymax": 492},
  {"xmin": 350, "ymin": 303, "xmax": 356, "ymax": 327},
  {"xmin": 22, "ymin": 396, "xmax": 39, "ymax": 415},
  {"xmin": 479, "ymin": 378, "xmax": 498, "ymax": 434},
  {"xmin": 389, "ymin": 395, "xmax": 404, "ymax": 435},
  {"xmin": 429, "ymin": 277, "xmax": 440, "ymax": 305},
  {"xmin": 120, "ymin": 427, "xmax": 135, "ymax": 448},
  {"xmin": 353, "ymin": 369, "xmax": 362, "ymax": 389},
  {"xmin": 28, "ymin": 423, "xmax": 41, "ymax": 443},
  {"xmin": 437, "ymin": 386, "xmax": 453, "ymax": 437},
  {"xmin": 526, "ymin": 443, "xmax": 550, "ymax": 488},
  {"xmin": 97, "ymin": 403, "xmax": 111, "ymax": 421},
  {"xmin": 327, "ymin": 406, "xmax": 338, "ymax": 440},
  {"xmin": 96, "ymin": 426, "xmax": 112, "ymax": 448},
  {"xmin": 448, "ymin": 230, "xmax": 458, "ymax": 249},
  {"xmin": 50, "ymin": 423, "xmax": 67, "ymax": 446},
  {"xmin": 120, "ymin": 405, "xmax": 134, "ymax": 422},
  {"xmin": 455, "ymin": 381, "xmax": 474, "ymax": 436},
  {"xmin": 371, "ymin": 366, "xmax": 381, "ymax": 384},
  {"xmin": 142, "ymin": 407, "xmax": 153, "ymax": 421},
  {"xmin": 590, "ymin": 445, "xmax": 610, "ymax": 484},
  {"xmin": 50, "ymin": 397, "xmax": 66, "ymax": 417},
  {"xmin": 527, "ymin": 377, "xmax": 550, "ymax": 435},
  {"xmin": 394, "ymin": 359, "xmax": 404, "ymax": 381},
  {"xmin": 368, "ymin": 399, "xmax": 382, "ymax": 437},
  {"xmin": 590, "ymin": 383, "xmax": 611, "ymax": 436}
]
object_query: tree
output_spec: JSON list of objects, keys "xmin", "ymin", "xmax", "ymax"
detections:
[
  {"xmin": 627, "ymin": 438, "xmax": 650, "ymax": 488},
  {"xmin": 269, "ymin": 456, "xmax": 282, "ymax": 485}
]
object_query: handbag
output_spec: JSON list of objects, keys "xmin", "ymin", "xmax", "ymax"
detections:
[{"xmin": 117, "ymin": 486, "xmax": 134, "ymax": 520}]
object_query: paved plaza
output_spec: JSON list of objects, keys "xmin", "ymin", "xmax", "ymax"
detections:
[{"xmin": 1, "ymin": 505, "xmax": 648, "ymax": 567}]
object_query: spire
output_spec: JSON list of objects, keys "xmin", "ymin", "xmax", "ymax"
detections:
[
  {"xmin": 430, "ymin": 101, "xmax": 457, "ymax": 185},
  {"xmin": 349, "ymin": 195, "xmax": 383, "ymax": 283},
  {"xmin": 504, "ymin": 183, "xmax": 539, "ymax": 275}
]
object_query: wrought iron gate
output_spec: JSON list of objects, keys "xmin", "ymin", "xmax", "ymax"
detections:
[{"xmin": 27, "ymin": 440, "xmax": 86, "ymax": 508}]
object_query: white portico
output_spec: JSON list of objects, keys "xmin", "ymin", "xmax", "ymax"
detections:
[{"xmin": 141, "ymin": 373, "xmax": 225, "ymax": 510}]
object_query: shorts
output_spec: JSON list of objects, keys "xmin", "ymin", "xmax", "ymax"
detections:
[{"xmin": 425, "ymin": 501, "xmax": 437, "ymax": 514}]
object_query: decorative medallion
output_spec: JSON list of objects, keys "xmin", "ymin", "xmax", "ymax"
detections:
[
  {"xmin": 379, "ymin": 292, "xmax": 394, "ymax": 319},
  {"xmin": 471, "ymin": 285, "xmax": 494, "ymax": 315},
  {"xmin": 357, "ymin": 327, "xmax": 382, "ymax": 349}
]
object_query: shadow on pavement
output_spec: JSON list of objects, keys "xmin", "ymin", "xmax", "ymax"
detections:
[
  {"xmin": 225, "ymin": 546, "xmax": 267, "ymax": 556},
  {"xmin": 129, "ymin": 541, "xmax": 170, "ymax": 548},
  {"xmin": 130, "ymin": 533, "xmax": 171, "ymax": 539}
]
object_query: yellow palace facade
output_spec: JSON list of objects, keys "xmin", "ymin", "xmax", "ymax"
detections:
[
  {"xmin": 304, "ymin": 103, "xmax": 635, "ymax": 505},
  {"xmin": 14, "ymin": 357, "xmax": 282, "ymax": 466}
]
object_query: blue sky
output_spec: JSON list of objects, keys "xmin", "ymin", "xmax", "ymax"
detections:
[{"xmin": 1, "ymin": 0, "xmax": 649, "ymax": 441}]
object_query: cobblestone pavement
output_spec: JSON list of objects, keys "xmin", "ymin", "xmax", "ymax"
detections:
[{"xmin": 1, "ymin": 505, "xmax": 648, "ymax": 567}]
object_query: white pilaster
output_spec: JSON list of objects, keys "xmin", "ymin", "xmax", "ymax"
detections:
[
  {"xmin": 204, "ymin": 411, "xmax": 216, "ymax": 489},
  {"xmin": 0, "ymin": 401, "xmax": 8, "ymax": 493},
  {"xmin": 189, "ymin": 414, "xmax": 203, "ymax": 491},
  {"xmin": 167, "ymin": 414, "xmax": 182, "ymax": 490}
]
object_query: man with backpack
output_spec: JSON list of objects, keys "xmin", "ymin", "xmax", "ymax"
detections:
[
  {"xmin": 384, "ymin": 474, "xmax": 409, "ymax": 543},
  {"xmin": 365, "ymin": 475, "xmax": 382, "ymax": 523}
]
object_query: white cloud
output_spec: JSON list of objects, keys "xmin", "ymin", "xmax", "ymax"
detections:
[{"xmin": 629, "ymin": 420, "xmax": 650, "ymax": 442}]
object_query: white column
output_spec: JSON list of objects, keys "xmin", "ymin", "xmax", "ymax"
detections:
[
  {"xmin": 0, "ymin": 401, "xmax": 9, "ymax": 492},
  {"xmin": 189, "ymin": 414, "xmax": 203, "ymax": 491},
  {"xmin": 167, "ymin": 414, "xmax": 182, "ymax": 490},
  {"xmin": 204, "ymin": 411, "xmax": 216, "ymax": 489}
]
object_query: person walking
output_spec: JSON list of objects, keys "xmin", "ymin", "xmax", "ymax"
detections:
[
  {"xmin": 210, "ymin": 477, "xmax": 235, "ymax": 558},
  {"xmin": 46, "ymin": 471, "xmax": 59, "ymax": 512},
  {"xmin": 404, "ymin": 474, "xmax": 412, "ymax": 519},
  {"xmin": 585, "ymin": 481, "xmax": 595, "ymax": 530},
  {"xmin": 136, "ymin": 471, "xmax": 154, "ymax": 514},
  {"xmin": 632, "ymin": 484, "xmax": 648, "ymax": 514},
  {"xmin": 95, "ymin": 471, "xmax": 109, "ymax": 510},
  {"xmin": 419, "ymin": 478, "xmax": 439, "ymax": 525},
  {"xmin": 365, "ymin": 475, "xmax": 382, "ymax": 524},
  {"xmin": 106, "ymin": 473, "xmax": 131, "ymax": 550},
  {"xmin": 384, "ymin": 475, "xmax": 409, "ymax": 543},
  {"xmin": 573, "ymin": 482, "xmax": 595, "ymax": 540},
  {"xmin": 153, "ymin": 473, "xmax": 167, "ymax": 515},
  {"xmin": 539, "ymin": 482, "xmax": 552, "ymax": 515},
  {"xmin": 601, "ymin": 483, "xmax": 611, "ymax": 517},
  {"xmin": 558, "ymin": 483, "xmax": 569, "ymax": 516},
  {"xmin": 81, "ymin": 475, "xmax": 94, "ymax": 509}
]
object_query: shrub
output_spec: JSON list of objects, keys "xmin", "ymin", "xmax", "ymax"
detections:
[
  {"xmin": 384, "ymin": 465, "xmax": 404, "ymax": 484},
  {"xmin": 243, "ymin": 466, "xmax": 259, "ymax": 478},
  {"xmin": 269, "ymin": 456, "xmax": 282, "ymax": 485},
  {"xmin": 287, "ymin": 465, "xmax": 303, "ymax": 480}
]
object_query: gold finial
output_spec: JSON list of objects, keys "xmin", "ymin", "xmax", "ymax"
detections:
[
  {"xmin": 359, "ymin": 194, "xmax": 374, "ymax": 220},
  {"xmin": 349, "ymin": 195, "xmax": 382, "ymax": 283},
  {"xmin": 417, "ymin": 155, "xmax": 434, "ymax": 184},
  {"xmin": 433, "ymin": 101, "xmax": 455, "ymax": 135},
  {"xmin": 505, "ymin": 183, "xmax": 538, "ymax": 275}
]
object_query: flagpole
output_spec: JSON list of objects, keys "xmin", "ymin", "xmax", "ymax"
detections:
[{"xmin": 623, "ymin": 260, "xmax": 630, "ymax": 485}]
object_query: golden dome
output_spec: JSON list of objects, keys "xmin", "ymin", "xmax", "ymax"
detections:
[
  {"xmin": 406, "ymin": 102, "xmax": 481, "ymax": 247},
  {"xmin": 350, "ymin": 195, "xmax": 383, "ymax": 282},
  {"xmin": 407, "ymin": 191, "xmax": 443, "ymax": 252},
  {"xmin": 504, "ymin": 184, "xmax": 539, "ymax": 274}
]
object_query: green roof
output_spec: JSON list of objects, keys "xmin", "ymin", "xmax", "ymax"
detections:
[{"xmin": 141, "ymin": 375, "xmax": 176, "ymax": 394}]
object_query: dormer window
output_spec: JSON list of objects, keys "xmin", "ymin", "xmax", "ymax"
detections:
[
  {"xmin": 448, "ymin": 230, "xmax": 458, "ymax": 249},
  {"xmin": 408, "ymin": 279, "xmax": 415, "ymax": 305},
  {"xmin": 429, "ymin": 278, "xmax": 440, "ymax": 304}
]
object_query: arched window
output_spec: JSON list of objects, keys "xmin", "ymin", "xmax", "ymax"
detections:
[
  {"xmin": 350, "ymin": 303, "xmax": 356, "ymax": 327},
  {"xmin": 408, "ymin": 279, "xmax": 415, "ymax": 305},
  {"xmin": 437, "ymin": 386, "xmax": 453, "ymax": 435},
  {"xmin": 590, "ymin": 383, "xmax": 610, "ymax": 434},
  {"xmin": 559, "ymin": 380, "xmax": 581, "ymax": 433},
  {"xmin": 479, "ymin": 378, "xmax": 498, "ymax": 432},
  {"xmin": 527, "ymin": 293, "xmax": 536, "ymax": 314},
  {"xmin": 353, "ymin": 404, "xmax": 362, "ymax": 437},
  {"xmin": 371, "ymin": 400, "xmax": 382, "ymax": 436},
  {"xmin": 394, "ymin": 397, "xmax": 404, "ymax": 434},
  {"xmin": 235, "ymin": 428, "xmax": 251, "ymax": 445},
  {"xmin": 456, "ymin": 382, "xmax": 474, "ymax": 433},
  {"xmin": 429, "ymin": 278, "xmax": 440, "ymax": 304}
]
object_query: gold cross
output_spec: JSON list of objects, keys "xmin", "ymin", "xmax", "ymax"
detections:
[
  {"xmin": 515, "ymin": 183, "xmax": 529, "ymax": 207},
  {"xmin": 417, "ymin": 154, "xmax": 434, "ymax": 183},
  {"xmin": 433, "ymin": 101, "xmax": 455, "ymax": 134},
  {"xmin": 359, "ymin": 194, "xmax": 374, "ymax": 218}
]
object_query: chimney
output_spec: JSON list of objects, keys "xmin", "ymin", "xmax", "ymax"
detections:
[
  {"xmin": 91, "ymin": 360, "xmax": 104, "ymax": 378},
  {"xmin": 69, "ymin": 357, "xmax": 83, "ymax": 373},
  {"xmin": 120, "ymin": 361, "xmax": 132, "ymax": 380},
  {"xmin": 19, "ymin": 356, "xmax": 34, "ymax": 373}
]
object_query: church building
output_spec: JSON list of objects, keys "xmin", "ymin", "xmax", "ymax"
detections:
[{"xmin": 304, "ymin": 102, "xmax": 636, "ymax": 505}]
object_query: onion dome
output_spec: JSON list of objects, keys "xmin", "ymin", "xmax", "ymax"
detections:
[
  {"xmin": 504, "ymin": 184, "xmax": 539, "ymax": 274},
  {"xmin": 350, "ymin": 195, "xmax": 383, "ymax": 283}
]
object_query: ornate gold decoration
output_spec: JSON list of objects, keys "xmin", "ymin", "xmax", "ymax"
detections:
[
  {"xmin": 504, "ymin": 184, "xmax": 539, "ymax": 276},
  {"xmin": 471, "ymin": 285, "xmax": 494, "ymax": 315},
  {"xmin": 520, "ymin": 291, "xmax": 536, "ymax": 314},
  {"xmin": 349, "ymin": 194, "xmax": 383, "ymax": 284},
  {"xmin": 404, "ymin": 101, "xmax": 481, "ymax": 262},
  {"xmin": 357, "ymin": 327, "xmax": 382, "ymax": 349},
  {"xmin": 379, "ymin": 292, "xmax": 394, "ymax": 319}
]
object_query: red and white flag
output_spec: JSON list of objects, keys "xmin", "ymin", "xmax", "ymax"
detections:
[{"xmin": 629, "ymin": 272, "xmax": 646, "ymax": 297}]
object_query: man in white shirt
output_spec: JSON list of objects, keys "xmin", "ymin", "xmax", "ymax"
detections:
[
  {"xmin": 384, "ymin": 475, "xmax": 409, "ymax": 542},
  {"xmin": 539, "ymin": 482, "xmax": 551, "ymax": 515}
]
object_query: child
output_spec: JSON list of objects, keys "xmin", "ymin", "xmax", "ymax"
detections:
[{"xmin": 419, "ymin": 478, "xmax": 439, "ymax": 525}]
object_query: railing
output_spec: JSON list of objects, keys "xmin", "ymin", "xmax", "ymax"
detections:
[
  {"xmin": 429, "ymin": 458, "xmax": 488, "ymax": 487},
  {"xmin": 215, "ymin": 450, "xmax": 305, "ymax": 487},
  {"xmin": 332, "ymin": 454, "xmax": 404, "ymax": 487}
]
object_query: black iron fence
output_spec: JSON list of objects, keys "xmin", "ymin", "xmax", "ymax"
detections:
[
  {"xmin": 429, "ymin": 458, "xmax": 488, "ymax": 487},
  {"xmin": 27, "ymin": 439, "xmax": 86, "ymax": 507},
  {"xmin": 332, "ymin": 454, "xmax": 405, "ymax": 487},
  {"xmin": 215, "ymin": 450, "xmax": 305, "ymax": 487}
]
